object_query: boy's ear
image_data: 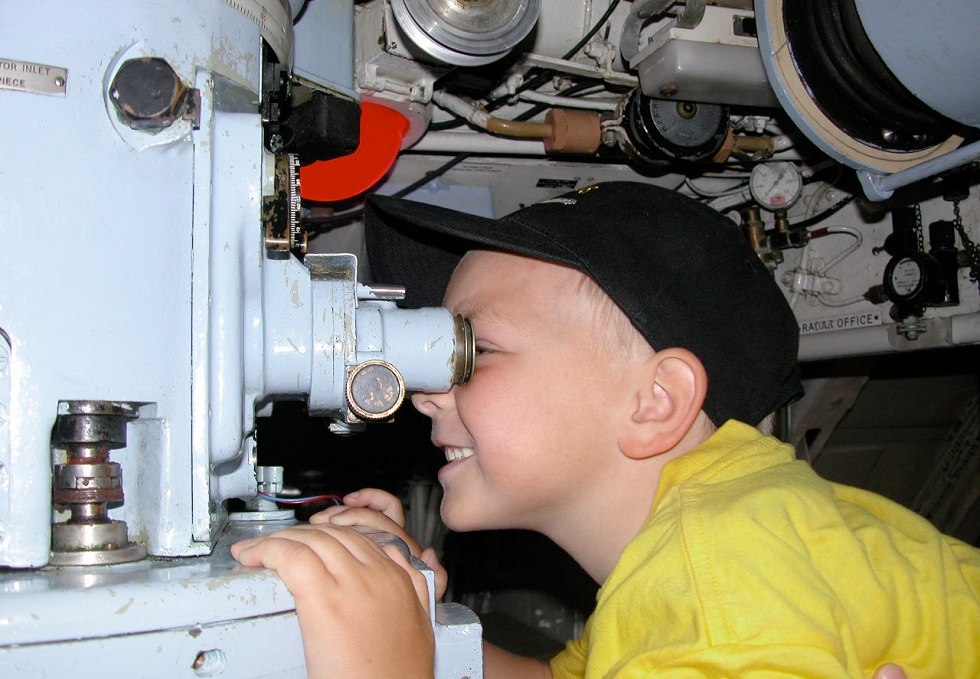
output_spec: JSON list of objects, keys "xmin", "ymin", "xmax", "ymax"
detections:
[{"xmin": 619, "ymin": 348, "xmax": 708, "ymax": 460}]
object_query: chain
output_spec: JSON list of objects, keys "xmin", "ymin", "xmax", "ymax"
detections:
[
  {"xmin": 951, "ymin": 198, "xmax": 980, "ymax": 288},
  {"xmin": 913, "ymin": 202, "xmax": 924, "ymax": 251}
]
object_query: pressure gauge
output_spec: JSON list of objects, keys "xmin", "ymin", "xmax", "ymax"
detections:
[
  {"xmin": 884, "ymin": 256, "xmax": 925, "ymax": 299},
  {"xmin": 749, "ymin": 161, "xmax": 803, "ymax": 210},
  {"xmin": 882, "ymin": 251, "xmax": 946, "ymax": 305}
]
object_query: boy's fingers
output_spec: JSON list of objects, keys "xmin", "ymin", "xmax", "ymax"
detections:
[
  {"xmin": 233, "ymin": 525, "xmax": 383, "ymax": 575},
  {"xmin": 382, "ymin": 543, "xmax": 432, "ymax": 614},
  {"xmin": 342, "ymin": 488, "xmax": 407, "ymax": 526},
  {"xmin": 420, "ymin": 547, "xmax": 449, "ymax": 601},
  {"xmin": 308, "ymin": 488, "xmax": 407, "ymax": 527},
  {"xmin": 308, "ymin": 504, "xmax": 347, "ymax": 523},
  {"xmin": 232, "ymin": 527, "xmax": 434, "ymax": 679},
  {"xmin": 232, "ymin": 535, "xmax": 339, "ymax": 595},
  {"xmin": 326, "ymin": 509, "xmax": 422, "ymax": 554},
  {"xmin": 230, "ymin": 537, "xmax": 258, "ymax": 555}
]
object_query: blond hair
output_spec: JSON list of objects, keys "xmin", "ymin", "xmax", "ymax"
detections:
[{"xmin": 574, "ymin": 274, "xmax": 648, "ymax": 361}]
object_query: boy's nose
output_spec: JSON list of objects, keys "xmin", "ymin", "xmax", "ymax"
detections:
[{"xmin": 411, "ymin": 388, "xmax": 454, "ymax": 417}]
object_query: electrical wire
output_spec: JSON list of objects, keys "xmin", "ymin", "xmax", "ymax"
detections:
[
  {"xmin": 810, "ymin": 225, "xmax": 863, "ymax": 274},
  {"xmin": 392, "ymin": 153, "xmax": 472, "ymax": 198},
  {"xmin": 394, "ymin": 80, "xmax": 601, "ymax": 199},
  {"xmin": 684, "ymin": 176, "xmax": 749, "ymax": 198},
  {"xmin": 486, "ymin": 0, "xmax": 623, "ymax": 109},
  {"xmin": 793, "ymin": 194, "xmax": 855, "ymax": 229},
  {"xmin": 258, "ymin": 492, "xmax": 343, "ymax": 506},
  {"xmin": 814, "ymin": 293, "xmax": 868, "ymax": 307},
  {"xmin": 785, "ymin": 225, "xmax": 868, "ymax": 308},
  {"xmin": 431, "ymin": 0, "xmax": 622, "ymax": 129}
]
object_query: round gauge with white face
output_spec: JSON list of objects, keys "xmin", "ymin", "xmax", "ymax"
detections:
[
  {"xmin": 884, "ymin": 255, "xmax": 925, "ymax": 299},
  {"xmin": 749, "ymin": 161, "xmax": 804, "ymax": 210}
]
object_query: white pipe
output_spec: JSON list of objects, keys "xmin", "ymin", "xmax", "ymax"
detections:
[
  {"xmin": 518, "ymin": 90, "xmax": 620, "ymax": 111},
  {"xmin": 799, "ymin": 312, "xmax": 980, "ymax": 361},
  {"xmin": 818, "ymin": 226, "xmax": 863, "ymax": 274},
  {"xmin": 952, "ymin": 312, "xmax": 980, "ymax": 345},
  {"xmin": 798, "ymin": 325, "xmax": 893, "ymax": 361},
  {"xmin": 408, "ymin": 130, "xmax": 546, "ymax": 155}
]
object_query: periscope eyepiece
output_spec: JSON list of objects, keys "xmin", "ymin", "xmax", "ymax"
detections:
[{"xmin": 452, "ymin": 313, "xmax": 475, "ymax": 386}]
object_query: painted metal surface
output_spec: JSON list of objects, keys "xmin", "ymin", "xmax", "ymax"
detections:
[
  {"xmin": 753, "ymin": 0, "xmax": 969, "ymax": 191},
  {"xmin": 0, "ymin": 0, "xmax": 260, "ymax": 566},
  {"xmin": 0, "ymin": 0, "xmax": 464, "ymax": 565},
  {"xmin": 855, "ymin": 0, "xmax": 980, "ymax": 128},
  {"xmin": 292, "ymin": 0, "xmax": 358, "ymax": 100},
  {"xmin": 1, "ymin": 4, "xmax": 484, "ymax": 675},
  {"xmin": 0, "ymin": 519, "xmax": 483, "ymax": 678}
]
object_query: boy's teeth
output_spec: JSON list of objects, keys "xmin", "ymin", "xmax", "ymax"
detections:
[{"xmin": 445, "ymin": 447, "xmax": 474, "ymax": 462}]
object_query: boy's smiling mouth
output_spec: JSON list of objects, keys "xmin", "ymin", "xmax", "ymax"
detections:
[{"xmin": 444, "ymin": 446, "xmax": 474, "ymax": 462}]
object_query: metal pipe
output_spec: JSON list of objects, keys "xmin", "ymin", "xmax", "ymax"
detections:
[
  {"xmin": 519, "ymin": 90, "xmax": 620, "ymax": 111},
  {"xmin": 408, "ymin": 130, "xmax": 547, "ymax": 154},
  {"xmin": 859, "ymin": 140, "xmax": 980, "ymax": 201}
]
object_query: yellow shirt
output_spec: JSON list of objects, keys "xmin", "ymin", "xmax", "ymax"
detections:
[{"xmin": 550, "ymin": 421, "xmax": 980, "ymax": 678}]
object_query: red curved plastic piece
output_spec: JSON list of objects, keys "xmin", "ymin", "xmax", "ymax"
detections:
[{"xmin": 299, "ymin": 101, "xmax": 409, "ymax": 202}]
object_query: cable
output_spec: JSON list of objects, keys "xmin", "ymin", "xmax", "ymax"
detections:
[
  {"xmin": 258, "ymin": 492, "xmax": 343, "ymax": 505},
  {"xmin": 684, "ymin": 176, "xmax": 749, "ymax": 198},
  {"xmin": 792, "ymin": 225, "xmax": 867, "ymax": 308},
  {"xmin": 489, "ymin": 0, "xmax": 622, "ymax": 108},
  {"xmin": 432, "ymin": 0, "xmax": 622, "ymax": 129},
  {"xmin": 395, "ymin": 80, "xmax": 600, "ymax": 198},
  {"xmin": 563, "ymin": 0, "xmax": 623, "ymax": 61},
  {"xmin": 792, "ymin": 194, "xmax": 855, "ymax": 230},
  {"xmin": 392, "ymin": 153, "xmax": 472, "ymax": 198},
  {"xmin": 810, "ymin": 225, "xmax": 863, "ymax": 274}
]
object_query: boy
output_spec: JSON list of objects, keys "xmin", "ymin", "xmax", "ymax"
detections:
[{"xmin": 232, "ymin": 182, "xmax": 979, "ymax": 678}]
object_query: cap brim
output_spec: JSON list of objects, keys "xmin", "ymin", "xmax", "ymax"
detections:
[{"xmin": 366, "ymin": 193, "xmax": 577, "ymax": 307}]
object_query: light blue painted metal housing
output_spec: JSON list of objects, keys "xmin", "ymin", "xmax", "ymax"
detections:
[
  {"xmin": 855, "ymin": 0, "xmax": 980, "ymax": 129},
  {"xmin": 754, "ymin": 0, "xmax": 980, "ymax": 200},
  {"xmin": 0, "ymin": 1, "xmax": 482, "ymax": 674},
  {"xmin": 0, "ymin": 520, "xmax": 482, "ymax": 677}
]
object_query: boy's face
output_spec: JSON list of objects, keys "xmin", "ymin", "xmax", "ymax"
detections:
[{"xmin": 411, "ymin": 250, "xmax": 639, "ymax": 535}]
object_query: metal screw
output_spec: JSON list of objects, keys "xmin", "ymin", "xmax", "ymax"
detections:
[
  {"xmin": 881, "ymin": 128, "xmax": 896, "ymax": 142},
  {"xmin": 676, "ymin": 101, "xmax": 697, "ymax": 119},
  {"xmin": 659, "ymin": 82, "xmax": 678, "ymax": 97},
  {"xmin": 54, "ymin": 76, "xmax": 65, "ymax": 87},
  {"xmin": 109, "ymin": 57, "xmax": 190, "ymax": 131}
]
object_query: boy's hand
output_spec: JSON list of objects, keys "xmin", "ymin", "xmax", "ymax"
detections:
[
  {"xmin": 312, "ymin": 488, "xmax": 449, "ymax": 601},
  {"xmin": 313, "ymin": 488, "xmax": 413, "ymax": 546},
  {"xmin": 231, "ymin": 524, "xmax": 434, "ymax": 679}
]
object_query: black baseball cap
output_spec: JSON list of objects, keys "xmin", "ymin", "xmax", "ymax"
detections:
[{"xmin": 365, "ymin": 181, "xmax": 803, "ymax": 426}]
